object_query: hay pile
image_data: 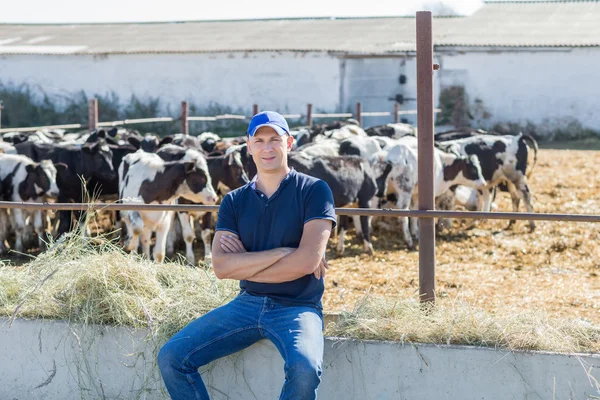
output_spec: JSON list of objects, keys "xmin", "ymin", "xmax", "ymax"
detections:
[
  {"xmin": 0, "ymin": 232, "xmax": 238, "ymax": 341},
  {"xmin": 326, "ymin": 296, "xmax": 600, "ymax": 353},
  {"xmin": 1, "ymin": 230, "xmax": 599, "ymax": 354}
]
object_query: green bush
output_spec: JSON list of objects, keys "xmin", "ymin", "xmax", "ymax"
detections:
[{"xmin": 0, "ymin": 82, "xmax": 259, "ymax": 137}]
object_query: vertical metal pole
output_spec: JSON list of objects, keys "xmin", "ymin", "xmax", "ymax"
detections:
[
  {"xmin": 0, "ymin": 100, "xmax": 3, "ymax": 130},
  {"xmin": 88, "ymin": 98, "xmax": 98, "ymax": 132},
  {"xmin": 306, "ymin": 103, "xmax": 313, "ymax": 126},
  {"xmin": 394, "ymin": 102, "xmax": 400, "ymax": 123},
  {"xmin": 181, "ymin": 101, "xmax": 189, "ymax": 135},
  {"xmin": 253, "ymin": 104, "xmax": 259, "ymax": 116},
  {"xmin": 356, "ymin": 102, "xmax": 362, "ymax": 126},
  {"xmin": 416, "ymin": 11, "xmax": 436, "ymax": 304}
]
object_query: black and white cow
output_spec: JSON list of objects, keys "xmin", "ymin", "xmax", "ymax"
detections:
[
  {"xmin": 365, "ymin": 123, "xmax": 416, "ymax": 139},
  {"xmin": 288, "ymin": 153, "xmax": 392, "ymax": 256},
  {"xmin": 379, "ymin": 136, "xmax": 486, "ymax": 249},
  {"xmin": 0, "ymin": 154, "xmax": 63, "ymax": 253},
  {"xmin": 436, "ymin": 133, "xmax": 538, "ymax": 230},
  {"xmin": 294, "ymin": 120, "xmax": 360, "ymax": 148},
  {"xmin": 15, "ymin": 140, "xmax": 117, "ymax": 236},
  {"xmin": 295, "ymin": 139, "xmax": 341, "ymax": 158},
  {"xmin": 118, "ymin": 150, "xmax": 218, "ymax": 263},
  {"xmin": 157, "ymin": 144, "xmax": 249, "ymax": 263}
]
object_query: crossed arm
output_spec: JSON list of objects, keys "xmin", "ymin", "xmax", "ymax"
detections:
[{"xmin": 211, "ymin": 219, "xmax": 333, "ymax": 283}]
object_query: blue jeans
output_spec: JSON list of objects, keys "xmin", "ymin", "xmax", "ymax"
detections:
[{"xmin": 158, "ymin": 291, "xmax": 324, "ymax": 399}]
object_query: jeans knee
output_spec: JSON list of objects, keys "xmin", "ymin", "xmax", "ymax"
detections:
[
  {"xmin": 157, "ymin": 342, "xmax": 176, "ymax": 373},
  {"xmin": 287, "ymin": 357, "xmax": 322, "ymax": 389}
]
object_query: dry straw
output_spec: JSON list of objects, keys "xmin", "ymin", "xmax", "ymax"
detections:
[{"xmin": 0, "ymin": 228, "xmax": 599, "ymax": 354}]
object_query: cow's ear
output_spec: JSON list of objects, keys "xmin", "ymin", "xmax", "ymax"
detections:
[
  {"xmin": 108, "ymin": 127, "xmax": 119, "ymax": 137},
  {"xmin": 159, "ymin": 136, "xmax": 173, "ymax": 147},
  {"xmin": 128, "ymin": 136, "xmax": 142, "ymax": 149},
  {"xmin": 183, "ymin": 162, "xmax": 196, "ymax": 174},
  {"xmin": 55, "ymin": 162, "xmax": 68, "ymax": 172},
  {"xmin": 97, "ymin": 130, "xmax": 106, "ymax": 139},
  {"xmin": 82, "ymin": 142, "xmax": 99, "ymax": 153},
  {"xmin": 25, "ymin": 164, "xmax": 36, "ymax": 173},
  {"xmin": 13, "ymin": 135, "xmax": 27, "ymax": 145}
]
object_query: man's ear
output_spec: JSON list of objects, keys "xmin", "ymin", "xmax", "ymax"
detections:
[{"xmin": 287, "ymin": 135, "xmax": 294, "ymax": 151}]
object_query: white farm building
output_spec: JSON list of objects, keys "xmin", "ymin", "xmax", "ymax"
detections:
[{"xmin": 0, "ymin": 0, "xmax": 599, "ymax": 137}]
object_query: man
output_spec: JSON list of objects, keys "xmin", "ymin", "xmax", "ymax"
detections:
[{"xmin": 158, "ymin": 111, "xmax": 336, "ymax": 399}]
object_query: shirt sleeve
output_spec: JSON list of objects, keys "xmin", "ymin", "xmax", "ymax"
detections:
[
  {"xmin": 304, "ymin": 179, "xmax": 337, "ymax": 229},
  {"xmin": 215, "ymin": 193, "xmax": 239, "ymax": 235}
]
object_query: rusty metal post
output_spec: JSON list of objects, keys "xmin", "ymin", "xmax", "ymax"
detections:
[
  {"xmin": 88, "ymin": 98, "xmax": 98, "ymax": 131},
  {"xmin": 394, "ymin": 102, "xmax": 400, "ymax": 123},
  {"xmin": 306, "ymin": 103, "xmax": 313, "ymax": 126},
  {"xmin": 253, "ymin": 104, "xmax": 259, "ymax": 116},
  {"xmin": 181, "ymin": 101, "xmax": 189, "ymax": 135},
  {"xmin": 356, "ymin": 102, "xmax": 362, "ymax": 126},
  {"xmin": 416, "ymin": 11, "xmax": 436, "ymax": 304}
]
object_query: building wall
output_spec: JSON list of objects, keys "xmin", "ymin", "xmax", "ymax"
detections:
[
  {"xmin": 437, "ymin": 47, "xmax": 600, "ymax": 134},
  {"xmin": 1, "ymin": 48, "xmax": 599, "ymax": 135},
  {"xmin": 341, "ymin": 56, "xmax": 418, "ymax": 126},
  {"xmin": 0, "ymin": 52, "xmax": 342, "ymax": 116}
]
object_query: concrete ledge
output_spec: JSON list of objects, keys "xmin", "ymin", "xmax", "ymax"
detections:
[{"xmin": 1, "ymin": 318, "xmax": 599, "ymax": 399}]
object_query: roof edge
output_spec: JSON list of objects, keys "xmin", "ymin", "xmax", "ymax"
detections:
[{"xmin": 0, "ymin": 14, "xmax": 464, "ymax": 27}]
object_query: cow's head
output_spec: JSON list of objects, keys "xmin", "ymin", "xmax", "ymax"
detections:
[
  {"xmin": 140, "ymin": 134, "xmax": 160, "ymax": 153},
  {"xmin": 25, "ymin": 160, "xmax": 67, "ymax": 199},
  {"xmin": 219, "ymin": 150, "xmax": 249, "ymax": 194},
  {"xmin": 446, "ymin": 154, "xmax": 486, "ymax": 188},
  {"xmin": 81, "ymin": 140, "xmax": 117, "ymax": 183},
  {"xmin": 181, "ymin": 160, "xmax": 219, "ymax": 205},
  {"xmin": 371, "ymin": 159, "xmax": 394, "ymax": 198}
]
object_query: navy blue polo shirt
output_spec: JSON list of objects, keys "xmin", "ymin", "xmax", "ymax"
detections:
[{"xmin": 215, "ymin": 169, "xmax": 336, "ymax": 308}]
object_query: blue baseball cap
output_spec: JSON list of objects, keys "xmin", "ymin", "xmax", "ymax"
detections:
[{"xmin": 247, "ymin": 111, "xmax": 290, "ymax": 137}]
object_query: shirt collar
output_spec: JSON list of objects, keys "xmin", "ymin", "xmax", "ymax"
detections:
[{"xmin": 251, "ymin": 168, "xmax": 296, "ymax": 191}]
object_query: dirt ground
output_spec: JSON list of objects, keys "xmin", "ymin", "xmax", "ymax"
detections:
[
  {"xmin": 322, "ymin": 147, "xmax": 600, "ymax": 322},
  {"xmin": 2, "ymin": 146, "xmax": 599, "ymax": 322}
]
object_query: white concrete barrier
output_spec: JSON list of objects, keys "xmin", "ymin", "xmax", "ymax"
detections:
[{"xmin": 1, "ymin": 318, "xmax": 599, "ymax": 399}]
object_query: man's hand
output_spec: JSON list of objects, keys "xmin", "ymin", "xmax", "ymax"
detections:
[
  {"xmin": 313, "ymin": 254, "xmax": 329, "ymax": 279},
  {"xmin": 220, "ymin": 234, "xmax": 247, "ymax": 253}
]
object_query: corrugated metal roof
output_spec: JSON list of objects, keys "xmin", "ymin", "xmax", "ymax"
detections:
[
  {"xmin": 0, "ymin": 17, "xmax": 461, "ymax": 55},
  {"xmin": 439, "ymin": 1, "xmax": 600, "ymax": 47},
  {"xmin": 0, "ymin": 2, "xmax": 598, "ymax": 55}
]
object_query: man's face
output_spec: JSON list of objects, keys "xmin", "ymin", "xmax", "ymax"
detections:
[{"xmin": 247, "ymin": 126, "xmax": 294, "ymax": 172}]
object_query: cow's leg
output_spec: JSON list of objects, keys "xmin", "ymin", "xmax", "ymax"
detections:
[
  {"xmin": 507, "ymin": 180, "xmax": 535, "ymax": 232},
  {"xmin": 396, "ymin": 192, "xmax": 414, "ymax": 250},
  {"xmin": 200, "ymin": 213, "xmax": 213, "ymax": 260},
  {"xmin": 177, "ymin": 212, "xmax": 196, "ymax": 265},
  {"xmin": 166, "ymin": 214, "xmax": 179, "ymax": 258},
  {"xmin": 154, "ymin": 212, "xmax": 175, "ymax": 263},
  {"xmin": 0, "ymin": 210, "xmax": 9, "ymax": 254},
  {"xmin": 140, "ymin": 227, "xmax": 152, "ymax": 259},
  {"xmin": 352, "ymin": 215, "xmax": 362, "ymax": 240},
  {"xmin": 12, "ymin": 208, "xmax": 26, "ymax": 253},
  {"xmin": 336, "ymin": 216, "xmax": 349, "ymax": 256},
  {"xmin": 33, "ymin": 210, "xmax": 47, "ymax": 250},
  {"xmin": 122, "ymin": 211, "xmax": 141, "ymax": 253}
]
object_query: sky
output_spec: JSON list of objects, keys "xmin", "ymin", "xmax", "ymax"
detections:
[{"xmin": 1, "ymin": 0, "xmax": 484, "ymax": 24}]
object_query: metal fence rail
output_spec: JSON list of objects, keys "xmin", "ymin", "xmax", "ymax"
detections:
[
  {"xmin": 0, "ymin": 98, "xmax": 441, "ymax": 134},
  {"xmin": 1, "ymin": 201, "xmax": 599, "ymax": 223}
]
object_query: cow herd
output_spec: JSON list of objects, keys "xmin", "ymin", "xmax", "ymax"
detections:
[{"xmin": 0, "ymin": 119, "xmax": 538, "ymax": 263}]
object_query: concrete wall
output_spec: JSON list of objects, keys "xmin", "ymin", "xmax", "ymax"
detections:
[
  {"xmin": 437, "ymin": 47, "xmax": 600, "ymax": 134},
  {"xmin": 0, "ymin": 52, "xmax": 342, "ymax": 116},
  {"xmin": 1, "ymin": 318, "xmax": 599, "ymax": 399}
]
